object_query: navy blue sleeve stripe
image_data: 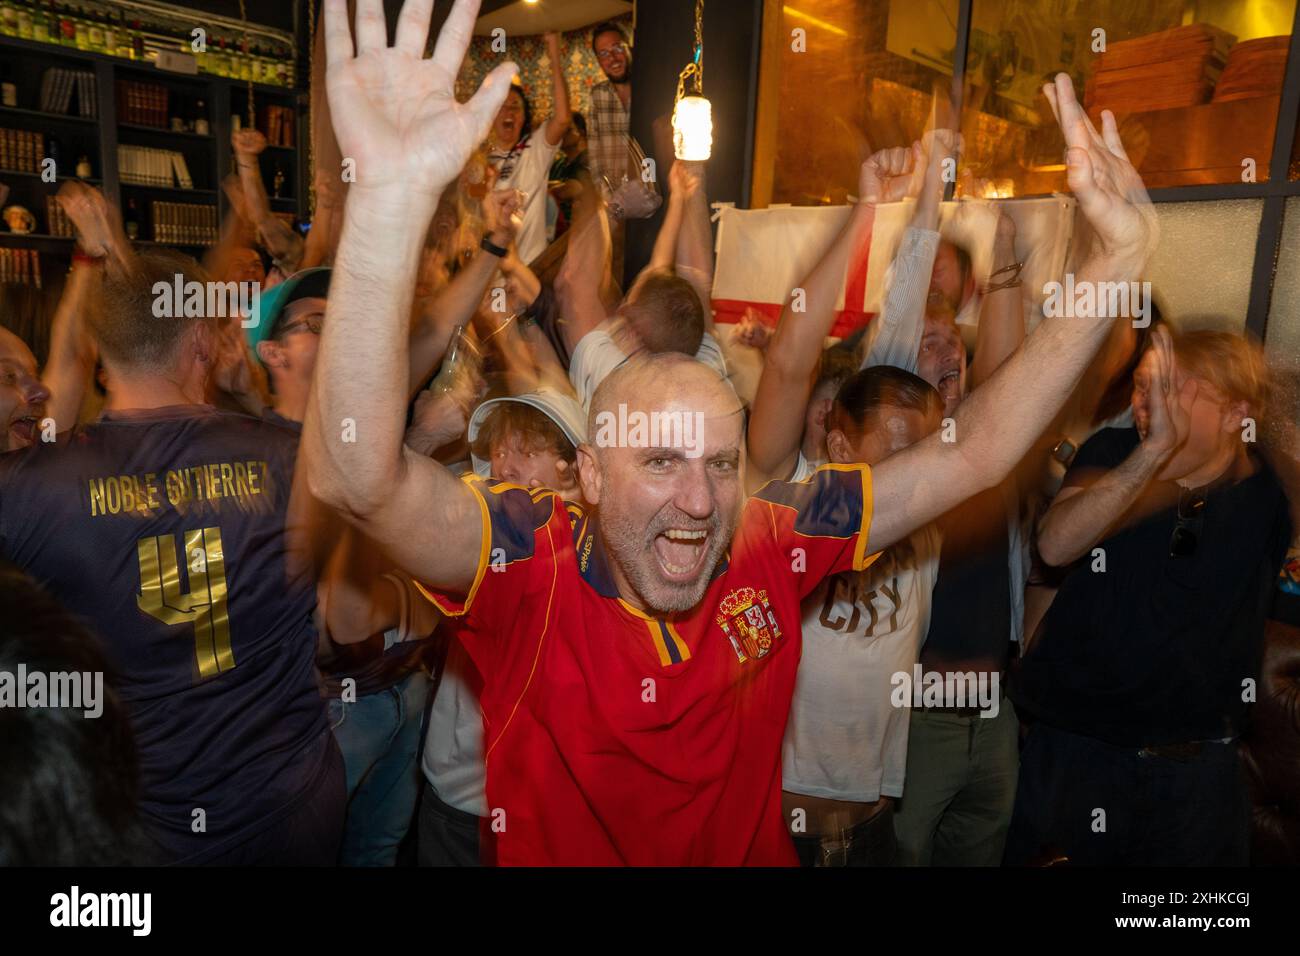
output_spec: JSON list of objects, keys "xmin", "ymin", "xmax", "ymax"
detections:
[
  {"xmin": 477, "ymin": 481, "xmax": 558, "ymax": 565},
  {"xmin": 753, "ymin": 465, "xmax": 865, "ymax": 540}
]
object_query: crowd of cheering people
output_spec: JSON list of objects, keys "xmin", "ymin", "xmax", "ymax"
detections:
[{"xmin": 1, "ymin": 0, "xmax": 1296, "ymax": 868}]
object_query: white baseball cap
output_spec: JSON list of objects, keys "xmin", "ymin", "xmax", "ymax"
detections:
[{"xmin": 467, "ymin": 387, "xmax": 588, "ymax": 480}]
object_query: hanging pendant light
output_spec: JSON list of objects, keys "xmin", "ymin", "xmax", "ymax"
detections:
[{"xmin": 672, "ymin": 0, "xmax": 712, "ymax": 161}]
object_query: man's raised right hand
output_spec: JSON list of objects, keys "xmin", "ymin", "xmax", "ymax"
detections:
[{"xmin": 322, "ymin": 0, "xmax": 517, "ymax": 206}]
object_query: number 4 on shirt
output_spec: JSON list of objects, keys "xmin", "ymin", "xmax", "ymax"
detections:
[{"xmin": 136, "ymin": 527, "xmax": 234, "ymax": 680}]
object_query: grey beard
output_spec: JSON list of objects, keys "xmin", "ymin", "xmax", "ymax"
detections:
[{"xmin": 600, "ymin": 514, "xmax": 729, "ymax": 615}]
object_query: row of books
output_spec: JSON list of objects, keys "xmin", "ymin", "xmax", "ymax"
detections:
[
  {"xmin": 150, "ymin": 201, "xmax": 218, "ymax": 246},
  {"xmin": 0, "ymin": 247, "xmax": 42, "ymax": 288},
  {"xmin": 117, "ymin": 145, "xmax": 193, "ymax": 188},
  {"xmin": 115, "ymin": 79, "xmax": 169, "ymax": 128},
  {"xmin": 259, "ymin": 105, "xmax": 295, "ymax": 148},
  {"xmin": 0, "ymin": 127, "xmax": 45, "ymax": 174},
  {"xmin": 45, "ymin": 195, "xmax": 75, "ymax": 238},
  {"xmin": 39, "ymin": 67, "xmax": 98, "ymax": 118}
]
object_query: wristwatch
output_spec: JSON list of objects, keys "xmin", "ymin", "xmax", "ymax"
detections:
[
  {"xmin": 480, "ymin": 235, "xmax": 508, "ymax": 258},
  {"xmin": 1051, "ymin": 436, "xmax": 1078, "ymax": 466}
]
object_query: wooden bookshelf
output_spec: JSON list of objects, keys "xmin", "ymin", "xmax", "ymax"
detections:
[{"xmin": 0, "ymin": 31, "xmax": 307, "ymax": 289}]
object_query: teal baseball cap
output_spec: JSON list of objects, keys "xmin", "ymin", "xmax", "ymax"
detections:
[{"xmin": 245, "ymin": 267, "xmax": 331, "ymax": 364}]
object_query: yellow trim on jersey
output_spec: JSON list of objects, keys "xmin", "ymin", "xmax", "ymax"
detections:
[
  {"xmin": 646, "ymin": 620, "xmax": 673, "ymax": 667},
  {"xmin": 618, "ymin": 598, "xmax": 653, "ymax": 620},
  {"xmin": 853, "ymin": 464, "xmax": 878, "ymax": 571},
  {"xmin": 412, "ymin": 477, "xmax": 493, "ymax": 618},
  {"xmin": 617, "ymin": 600, "xmax": 691, "ymax": 667},
  {"xmin": 485, "ymin": 523, "xmax": 561, "ymax": 764}
]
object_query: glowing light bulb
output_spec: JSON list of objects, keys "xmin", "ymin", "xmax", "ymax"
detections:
[{"xmin": 672, "ymin": 95, "xmax": 712, "ymax": 161}]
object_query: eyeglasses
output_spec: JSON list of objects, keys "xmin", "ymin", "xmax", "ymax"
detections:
[
  {"xmin": 1169, "ymin": 486, "xmax": 1206, "ymax": 558},
  {"xmin": 278, "ymin": 316, "xmax": 323, "ymax": 338},
  {"xmin": 595, "ymin": 43, "xmax": 627, "ymax": 61}
]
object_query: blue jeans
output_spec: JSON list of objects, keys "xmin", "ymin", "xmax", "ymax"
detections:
[
  {"xmin": 327, "ymin": 670, "xmax": 431, "ymax": 866},
  {"xmin": 790, "ymin": 802, "xmax": 898, "ymax": 867}
]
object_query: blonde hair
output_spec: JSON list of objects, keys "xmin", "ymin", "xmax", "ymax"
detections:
[{"xmin": 1173, "ymin": 330, "xmax": 1270, "ymax": 415}]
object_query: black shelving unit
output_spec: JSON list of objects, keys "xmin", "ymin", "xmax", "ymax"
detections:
[{"xmin": 0, "ymin": 31, "xmax": 307, "ymax": 288}]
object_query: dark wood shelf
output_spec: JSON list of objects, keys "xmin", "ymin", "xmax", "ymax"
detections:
[
  {"xmin": 0, "ymin": 232, "xmax": 76, "ymax": 245},
  {"xmin": 0, "ymin": 34, "xmax": 299, "ymax": 97},
  {"xmin": 0, "ymin": 31, "xmax": 308, "ymax": 277},
  {"xmin": 118, "ymin": 123, "xmax": 214, "ymax": 141},
  {"xmin": 0, "ymin": 105, "xmax": 97, "ymax": 125},
  {"xmin": 0, "ymin": 170, "xmax": 103, "ymax": 184},
  {"xmin": 119, "ymin": 183, "xmax": 218, "ymax": 197},
  {"xmin": 133, "ymin": 239, "xmax": 211, "ymax": 249}
]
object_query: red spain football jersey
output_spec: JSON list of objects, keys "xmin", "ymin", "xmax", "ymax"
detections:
[{"xmin": 419, "ymin": 463, "xmax": 875, "ymax": 865}]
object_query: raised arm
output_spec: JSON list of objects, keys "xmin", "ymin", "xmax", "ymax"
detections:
[
  {"xmin": 553, "ymin": 185, "xmax": 613, "ymax": 353},
  {"xmin": 301, "ymin": 0, "xmax": 515, "ymax": 593},
  {"xmin": 648, "ymin": 164, "xmax": 691, "ymax": 273},
  {"xmin": 301, "ymin": 171, "xmax": 344, "ymax": 269},
  {"xmin": 674, "ymin": 160, "xmax": 714, "ymax": 329},
  {"xmin": 541, "ymin": 31, "xmax": 571, "ymax": 147},
  {"xmin": 232, "ymin": 128, "xmax": 306, "ymax": 274},
  {"xmin": 866, "ymin": 74, "xmax": 1159, "ymax": 554},
  {"xmin": 859, "ymin": 131, "xmax": 954, "ymax": 371},
  {"xmin": 407, "ymin": 186, "xmax": 522, "ymax": 394},
  {"xmin": 746, "ymin": 156, "xmax": 886, "ymax": 486},
  {"xmin": 1037, "ymin": 328, "xmax": 1192, "ymax": 565},
  {"xmin": 46, "ymin": 182, "xmax": 130, "ymax": 427},
  {"xmin": 205, "ymin": 176, "xmax": 257, "ymax": 282},
  {"xmin": 42, "ymin": 259, "xmax": 99, "ymax": 429},
  {"xmin": 967, "ymin": 210, "xmax": 1026, "ymax": 389}
]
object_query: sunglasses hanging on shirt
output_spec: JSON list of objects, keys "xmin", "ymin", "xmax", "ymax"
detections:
[{"xmin": 1169, "ymin": 485, "xmax": 1207, "ymax": 558}]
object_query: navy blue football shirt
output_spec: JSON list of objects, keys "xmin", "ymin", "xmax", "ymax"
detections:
[{"xmin": 0, "ymin": 404, "xmax": 331, "ymax": 862}]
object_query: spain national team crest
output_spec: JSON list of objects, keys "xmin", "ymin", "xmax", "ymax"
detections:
[{"xmin": 716, "ymin": 586, "xmax": 783, "ymax": 663}]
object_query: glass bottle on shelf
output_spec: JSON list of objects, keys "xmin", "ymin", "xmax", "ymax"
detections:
[
  {"xmin": 124, "ymin": 198, "xmax": 140, "ymax": 240},
  {"xmin": 0, "ymin": 3, "xmax": 16, "ymax": 39},
  {"xmin": 102, "ymin": 7, "xmax": 114, "ymax": 53},
  {"xmin": 214, "ymin": 36, "xmax": 228, "ymax": 77},
  {"xmin": 1, "ymin": 61, "xmax": 17, "ymax": 108},
  {"xmin": 131, "ymin": 19, "xmax": 143, "ymax": 60},
  {"xmin": 32, "ymin": 3, "xmax": 49, "ymax": 44},
  {"xmin": 114, "ymin": 11, "xmax": 130, "ymax": 58},
  {"xmin": 75, "ymin": 154, "xmax": 91, "ymax": 178},
  {"xmin": 59, "ymin": 3, "xmax": 75, "ymax": 47},
  {"xmin": 194, "ymin": 99, "xmax": 209, "ymax": 137},
  {"xmin": 272, "ymin": 165, "xmax": 285, "ymax": 198},
  {"xmin": 17, "ymin": 3, "xmax": 32, "ymax": 40},
  {"xmin": 73, "ymin": 5, "xmax": 87, "ymax": 50},
  {"xmin": 87, "ymin": 6, "xmax": 103, "ymax": 52}
]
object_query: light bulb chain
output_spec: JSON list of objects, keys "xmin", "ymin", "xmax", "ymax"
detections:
[{"xmin": 675, "ymin": 0, "xmax": 705, "ymax": 104}]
